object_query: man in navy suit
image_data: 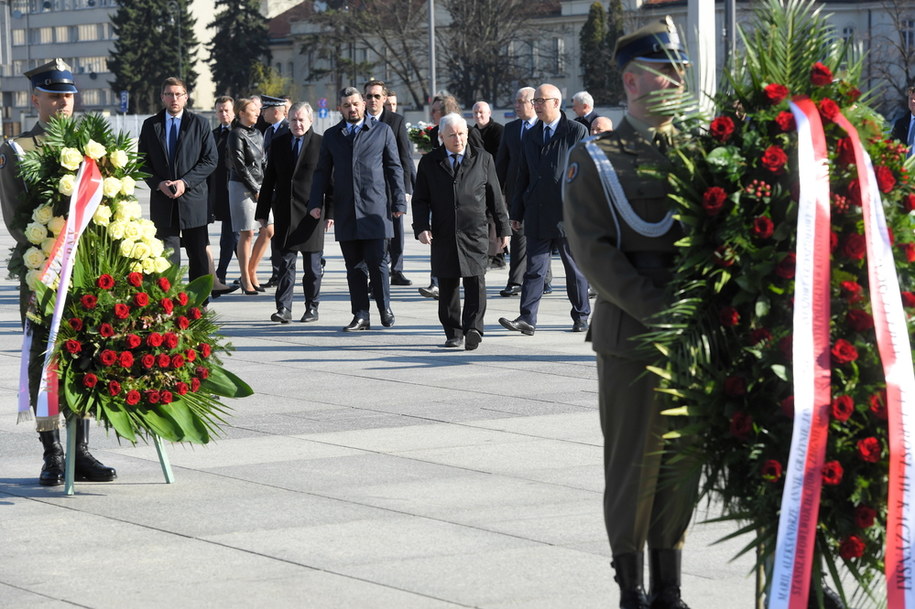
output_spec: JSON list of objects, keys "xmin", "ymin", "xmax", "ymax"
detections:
[
  {"xmin": 138, "ymin": 76, "xmax": 217, "ymax": 282},
  {"xmin": 891, "ymin": 83, "xmax": 915, "ymax": 157},
  {"xmin": 309, "ymin": 87, "xmax": 407, "ymax": 331},
  {"xmin": 572, "ymin": 90, "xmax": 601, "ymax": 130},
  {"xmin": 499, "ymin": 83, "xmax": 591, "ymax": 336}
]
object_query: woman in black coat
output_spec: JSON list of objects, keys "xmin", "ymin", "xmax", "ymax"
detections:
[{"xmin": 412, "ymin": 113, "xmax": 510, "ymax": 350}]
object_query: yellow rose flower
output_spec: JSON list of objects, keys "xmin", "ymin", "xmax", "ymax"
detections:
[
  {"xmin": 59, "ymin": 147, "xmax": 83, "ymax": 171},
  {"xmin": 107, "ymin": 220, "xmax": 126, "ymax": 240},
  {"xmin": 41, "ymin": 237, "xmax": 56, "ymax": 255},
  {"xmin": 123, "ymin": 221, "xmax": 140, "ymax": 240},
  {"xmin": 23, "ymin": 246, "xmax": 46, "ymax": 269},
  {"xmin": 147, "ymin": 238, "xmax": 165, "ymax": 258},
  {"xmin": 47, "ymin": 216, "xmax": 66, "ymax": 235},
  {"xmin": 84, "ymin": 139, "xmax": 107, "ymax": 160},
  {"xmin": 130, "ymin": 241, "xmax": 151, "ymax": 260},
  {"xmin": 141, "ymin": 257, "xmax": 156, "ymax": 273},
  {"xmin": 153, "ymin": 256, "xmax": 171, "ymax": 273},
  {"xmin": 138, "ymin": 219, "xmax": 157, "ymax": 240},
  {"xmin": 102, "ymin": 176, "xmax": 122, "ymax": 199},
  {"xmin": 130, "ymin": 261, "xmax": 144, "ymax": 274},
  {"xmin": 25, "ymin": 269, "xmax": 42, "ymax": 291},
  {"xmin": 24, "ymin": 222, "xmax": 48, "ymax": 245},
  {"xmin": 120, "ymin": 176, "xmax": 136, "ymax": 196},
  {"xmin": 32, "ymin": 204, "xmax": 54, "ymax": 224},
  {"xmin": 119, "ymin": 239, "xmax": 135, "ymax": 258},
  {"xmin": 58, "ymin": 174, "xmax": 76, "ymax": 196},
  {"xmin": 109, "ymin": 149, "xmax": 129, "ymax": 169},
  {"xmin": 93, "ymin": 205, "xmax": 112, "ymax": 226}
]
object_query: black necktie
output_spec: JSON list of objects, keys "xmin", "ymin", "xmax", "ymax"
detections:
[
  {"xmin": 292, "ymin": 137, "xmax": 301, "ymax": 160},
  {"xmin": 521, "ymin": 121, "xmax": 529, "ymax": 140},
  {"xmin": 653, "ymin": 130, "xmax": 671, "ymax": 154},
  {"xmin": 451, "ymin": 153, "xmax": 460, "ymax": 173},
  {"xmin": 543, "ymin": 125, "xmax": 551, "ymax": 145},
  {"xmin": 168, "ymin": 118, "xmax": 178, "ymax": 166}
]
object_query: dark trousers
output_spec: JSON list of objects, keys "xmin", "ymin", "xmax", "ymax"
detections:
[
  {"xmin": 216, "ymin": 220, "xmax": 238, "ymax": 283},
  {"xmin": 438, "ymin": 275, "xmax": 486, "ymax": 339},
  {"xmin": 519, "ymin": 237, "xmax": 590, "ymax": 326},
  {"xmin": 389, "ymin": 214, "xmax": 405, "ymax": 273},
  {"xmin": 340, "ymin": 238, "xmax": 389, "ymax": 318},
  {"xmin": 275, "ymin": 249, "xmax": 323, "ymax": 312},
  {"xmin": 597, "ymin": 353, "xmax": 698, "ymax": 555},
  {"xmin": 506, "ymin": 226, "xmax": 527, "ymax": 286},
  {"xmin": 159, "ymin": 224, "xmax": 210, "ymax": 282}
]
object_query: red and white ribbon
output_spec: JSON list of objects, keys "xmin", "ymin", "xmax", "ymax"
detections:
[
  {"xmin": 769, "ymin": 98, "xmax": 833, "ymax": 609},
  {"xmin": 832, "ymin": 112, "xmax": 915, "ymax": 608}
]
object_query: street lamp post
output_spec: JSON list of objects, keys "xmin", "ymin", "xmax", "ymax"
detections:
[{"xmin": 428, "ymin": 0, "xmax": 436, "ymax": 102}]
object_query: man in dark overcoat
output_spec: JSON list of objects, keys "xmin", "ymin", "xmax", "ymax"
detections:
[
  {"xmin": 258, "ymin": 101, "xmax": 330, "ymax": 323},
  {"xmin": 499, "ymin": 83, "xmax": 590, "ymax": 336},
  {"xmin": 891, "ymin": 83, "xmax": 915, "ymax": 157},
  {"xmin": 138, "ymin": 76, "xmax": 217, "ymax": 282},
  {"xmin": 413, "ymin": 114, "xmax": 510, "ymax": 350},
  {"xmin": 309, "ymin": 87, "xmax": 406, "ymax": 331}
]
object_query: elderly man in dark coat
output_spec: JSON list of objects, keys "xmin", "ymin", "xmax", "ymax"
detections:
[
  {"xmin": 257, "ymin": 101, "xmax": 331, "ymax": 324},
  {"xmin": 413, "ymin": 113, "xmax": 510, "ymax": 350},
  {"xmin": 309, "ymin": 87, "xmax": 406, "ymax": 331}
]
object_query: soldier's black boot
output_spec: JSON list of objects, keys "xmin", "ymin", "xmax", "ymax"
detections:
[
  {"xmin": 648, "ymin": 549, "xmax": 690, "ymax": 609},
  {"xmin": 38, "ymin": 430, "xmax": 65, "ymax": 486},
  {"xmin": 73, "ymin": 419, "xmax": 117, "ymax": 482},
  {"xmin": 612, "ymin": 552, "xmax": 649, "ymax": 609},
  {"xmin": 807, "ymin": 583, "xmax": 846, "ymax": 609}
]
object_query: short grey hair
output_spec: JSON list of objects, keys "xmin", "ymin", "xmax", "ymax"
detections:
[
  {"xmin": 439, "ymin": 112, "xmax": 468, "ymax": 135},
  {"xmin": 572, "ymin": 91, "xmax": 593, "ymax": 107},
  {"xmin": 516, "ymin": 86, "xmax": 535, "ymax": 100},
  {"xmin": 290, "ymin": 101, "xmax": 313, "ymax": 121},
  {"xmin": 472, "ymin": 101, "xmax": 491, "ymax": 112}
]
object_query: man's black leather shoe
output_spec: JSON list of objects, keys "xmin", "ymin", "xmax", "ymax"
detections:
[
  {"xmin": 499, "ymin": 284, "xmax": 521, "ymax": 297},
  {"xmin": 343, "ymin": 316, "xmax": 370, "ymax": 331},
  {"xmin": 271, "ymin": 308, "xmax": 292, "ymax": 323},
  {"xmin": 264, "ymin": 277, "xmax": 278, "ymax": 288},
  {"xmin": 444, "ymin": 336, "xmax": 463, "ymax": 348},
  {"xmin": 390, "ymin": 272, "xmax": 412, "ymax": 286},
  {"xmin": 465, "ymin": 329, "xmax": 482, "ymax": 350},
  {"xmin": 380, "ymin": 308, "xmax": 395, "ymax": 327},
  {"xmin": 300, "ymin": 305, "xmax": 319, "ymax": 323},
  {"xmin": 499, "ymin": 317, "xmax": 535, "ymax": 336},
  {"xmin": 572, "ymin": 320, "xmax": 588, "ymax": 333},
  {"xmin": 418, "ymin": 284, "xmax": 439, "ymax": 299}
]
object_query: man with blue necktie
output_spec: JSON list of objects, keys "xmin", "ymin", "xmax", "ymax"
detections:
[{"xmin": 891, "ymin": 83, "xmax": 915, "ymax": 157}]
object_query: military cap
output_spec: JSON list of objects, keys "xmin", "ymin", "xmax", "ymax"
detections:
[
  {"xmin": 613, "ymin": 16, "xmax": 689, "ymax": 70},
  {"xmin": 261, "ymin": 95, "xmax": 285, "ymax": 107},
  {"xmin": 25, "ymin": 58, "xmax": 78, "ymax": 94}
]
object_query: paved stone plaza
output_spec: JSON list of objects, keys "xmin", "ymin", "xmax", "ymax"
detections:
[{"xmin": 0, "ymin": 193, "xmax": 759, "ymax": 608}]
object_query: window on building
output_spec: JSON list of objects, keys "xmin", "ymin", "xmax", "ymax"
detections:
[
  {"xmin": 81, "ymin": 89, "xmax": 100, "ymax": 105},
  {"xmin": 55, "ymin": 26, "xmax": 69, "ymax": 43},
  {"xmin": 79, "ymin": 56, "xmax": 106, "ymax": 74},
  {"xmin": 549, "ymin": 37, "xmax": 565, "ymax": 75},
  {"xmin": 276, "ymin": 62, "xmax": 282, "ymax": 76},
  {"xmin": 78, "ymin": 23, "xmax": 98, "ymax": 41},
  {"xmin": 288, "ymin": 62, "xmax": 294, "ymax": 81},
  {"xmin": 904, "ymin": 20, "xmax": 915, "ymax": 54},
  {"xmin": 14, "ymin": 91, "xmax": 28, "ymax": 108},
  {"xmin": 12, "ymin": 29, "xmax": 25, "ymax": 46}
]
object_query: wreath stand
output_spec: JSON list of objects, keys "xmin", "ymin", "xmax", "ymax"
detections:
[{"xmin": 62, "ymin": 417, "xmax": 174, "ymax": 495}]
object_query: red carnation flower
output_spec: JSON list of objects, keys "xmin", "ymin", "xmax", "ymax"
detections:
[
  {"xmin": 774, "ymin": 111, "xmax": 795, "ymax": 132},
  {"xmin": 125, "ymin": 333, "xmax": 142, "ymax": 349},
  {"xmin": 125, "ymin": 389, "xmax": 141, "ymax": 405},
  {"xmin": 876, "ymin": 165, "xmax": 896, "ymax": 193},
  {"xmin": 841, "ymin": 281, "xmax": 863, "ymax": 303},
  {"xmin": 854, "ymin": 505, "xmax": 876, "ymax": 529},
  {"xmin": 764, "ymin": 83, "xmax": 789, "ymax": 104},
  {"xmin": 810, "ymin": 61, "xmax": 833, "ymax": 86},
  {"xmin": 99, "ymin": 322, "xmax": 115, "ymax": 337},
  {"xmin": 140, "ymin": 353, "xmax": 156, "ymax": 369},
  {"xmin": 836, "ymin": 137, "xmax": 855, "ymax": 166},
  {"xmin": 133, "ymin": 292, "xmax": 149, "ymax": 307},
  {"xmin": 751, "ymin": 216, "xmax": 774, "ymax": 239},
  {"xmin": 185, "ymin": 349, "xmax": 197, "ymax": 362},
  {"xmin": 857, "ymin": 437, "xmax": 881, "ymax": 463},
  {"xmin": 68, "ymin": 317, "xmax": 83, "ymax": 331},
  {"xmin": 761, "ymin": 459, "xmax": 783, "ymax": 482},
  {"xmin": 817, "ymin": 98, "xmax": 840, "ymax": 121},
  {"xmin": 82, "ymin": 373, "xmax": 98, "ymax": 388},
  {"xmin": 191, "ymin": 378, "xmax": 201, "ymax": 392},
  {"xmin": 904, "ymin": 194, "xmax": 915, "ymax": 212},
  {"xmin": 822, "ymin": 460, "xmax": 844, "ymax": 485},
  {"xmin": 161, "ymin": 390, "xmax": 174, "ymax": 404},
  {"xmin": 749, "ymin": 327, "xmax": 772, "ymax": 345},
  {"xmin": 108, "ymin": 380, "xmax": 121, "ymax": 396},
  {"xmin": 700, "ymin": 187, "xmax": 728, "ymax": 216},
  {"xmin": 724, "ymin": 375, "xmax": 747, "ymax": 397},
  {"xmin": 830, "ymin": 395, "xmax": 854, "ymax": 422},
  {"xmin": 831, "ymin": 339, "xmax": 859, "ymax": 364},
  {"xmin": 176, "ymin": 381, "xmax": 189, "ymax": 395},
  {"xmin": 842, "ymin": 233, "xmax": 866, "ymax": 260},
  {"xmin": 200, "ymin": 343, "xmax": 212, "ymax": 358},
  {"xmin": 157, "ymin": 353, "xmax": 171, "ymax": 368},
  {"xmin": 847, "ymin": 179, "xmax": 862, "ymax": 207},
  {"xmin": 164, "ymin": 333, "xmax": 179, "ymax": 349},
  {"xmin": 96, "ymin": 274, "xmax": 115, "ymax": 290},
  {"xmin": 113, "ymin": 303, "xmax": 130, "ymax": 319},
  {"xmin": 176, "ymin": 292, "xmax": 189, "ymax": 306},
  {"xmin": 99, "ymin": 349, "xmax": 117, "ymax": 366},
  {"xmin": 761, "ymin": 145, "xmax": 789, "ymax": 173},
  {"xmin": 119, "ymin": 351, "xmax": 134, "ymax": 368},
  {"xmin": 146, "ymin": 332, "xmax": 164, "ymax": 347},
  {"xmin": 81, "ymin": 294, "xmax": 98, "ymax": 310},
  {"xmin": 160, "ymin": 298, "xmax": 174, "ymax": 314},
  {"xmin": 127, "ymin": 272, "xmax": 143, "ymax": 287},
  {"xmin": 709, "ymin": 115, "xmax": 735, "ymax": 142},
  {"xmin": 869, "ymin": 391, "xmax": 888, "ymax": 420},
  {"xmin": 171, "ymin": 354, "xmax": 185, "ymax": 368},
  {"xmin": 196, "ymin": 366, "xmax": 210, "ymax": 380},
  {"xmin": 729, "ymin": 411, "xmax": 753, "ymax": 439},
  {"xmin": 776, "ymin": 253, "xmax": 796, "ymax": 279},
  {"xmin": 177, "ymin": 316, "xmax": 190, "ymax": 330},
  {"xmin": 157, "ymin": 277, "xmax": 171, "ymax": 291},
  {"xmin": 65, "ymin": 339, "xmax": 81, "ymax": 354},
  {"xmin": 145, "ymin": 390, "xmax": 161, "ymax": 405},
  {"xmin": 846, "ymin": 309, "xmax": 874, "ymax": 332},
  {"xmin": 903, "ymin": 292, "xmax": 915, "ymax": 308},
  {"xmin": 838, "ymin": 536, "xmax": 865, "ymax": 560},
  {"xmin": 719, "ymin": 306, "xmax": 740, "ymax": 327},
  {"xmin": 190, "ymin": 307, "xmax": 202, "ymax": 320}
]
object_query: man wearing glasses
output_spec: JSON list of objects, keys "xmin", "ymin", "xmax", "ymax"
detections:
[
  {"xmin": 138, "ymin": 77, "xmax": 218, "ymax": 284},
  {"xmin": 499, "ymin": 83, "xmax": 590, "ymax": 336}
]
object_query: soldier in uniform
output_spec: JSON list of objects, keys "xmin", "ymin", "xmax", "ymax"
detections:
[
  {"xmin": 0, "ymin": 59, "xmax": 117, "ymax": 486},
  {"xmin": 563, "ymin": 18, "xmax": 696, "ymax": 609}
]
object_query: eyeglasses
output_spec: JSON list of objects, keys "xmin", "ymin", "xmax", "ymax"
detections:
[
  {"xmin": 514, "ymin": 99, "xmax": 531, "ymax": 105},
  {"xmin": 162, "ymin": 92, "xmax": 186, "ymax": 98},
  {"xmin": 531, "ymin": 98, "xmax": 557, "ymax": 105},
  {"xmin": 365, "ymin": 93, "xmax": 384, "ymax": 100}
]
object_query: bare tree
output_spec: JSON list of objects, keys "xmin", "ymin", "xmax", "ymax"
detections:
[{"xmin": 866, "ymin": 0, "xmax": 915, "ymax": 119}]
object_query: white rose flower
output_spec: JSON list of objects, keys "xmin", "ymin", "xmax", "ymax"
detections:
[
  {"xmin": 84, "ymin": 139, "xmax": 107, "ymax": 160},
  {"xmin": 107, "ymin": 220, "xmax": 126, "ymax": 240},
  {"xmin": 102, "ymin": 176, "xmax": 122, "ymax": 199},
  {"xmin": 25, "ymin": 269, "xmax": 42, "ymax": 291},
  {"xmin": 58, "ymin": 174, "xmax": 76, "ymax": 196},
  {"xmin": 138, "ymin": 219, "xmax": 157, "ymax": 240},
  {"xmin": 59, "ymin": 147, "xmax": 83, "ymax": 171},
  {"xmin": 120, "ymin": 176, "xmax": 136, "ymax": 196},
  {"xmin": 23, "ymin": 246, "xmax": 46, "ymax": 269},
  {"xmin": 41, "ymin": 237, "xmax": 56, "ymax": 255},
  {"xmin": 131, "ymin": 241, "xmax": 151, "ymax": 260},
  {"xmin": 24, "ymin": 222, "xmax": 48, "ymax": 245},
  {"xmin": 119, "ymin": 239, "xmax": 135, "ymax": 258},
  {"xmin": 123, "ymin": 221, "xmax": 140, "ymax": 240},
  {"xmin": 93, "ymin": 205, "xmax": 112, "ymax": 226},
  {"xmin": 109, "ymin": 149, "xmax": 129, "ymax": 169},
  {"xmin": 147, "ymin": 238, "xmax": 164, "ymax": 258},
  {"xmin": 141, "ymin": 257, "xmax": 156, "ymax": 273},
  {"xmin": 130, "ymin": 261, "xmax": 144, "ymax": 274},
  {"xmin": 32, "ymin": 204, "xmax": 54, "ymax": 224},
  {"xmin": 154, "ymin": 256, "xmax": 171, "ymax": 273},
  {"xmin": 47, "ymin": 216, "xmax": 66, "ymax": 235}
]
